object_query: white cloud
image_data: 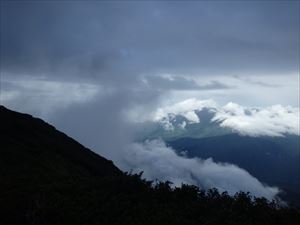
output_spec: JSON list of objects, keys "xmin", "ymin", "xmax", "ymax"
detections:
[
  {"xmin": 178, "ymin": 121, "xmax": 187, "ymax": 129},
  {"xmin": 213, "ymin": 102, "xmax": 300, "ymax": 137},
  {"xmin": 153, "ymin": 98, "xmax": 217, "ymax": 120},
  {"xmin": 144, "ymin": 98, "xmax": 299, "ymax": 137},
  {"xmin": 121, "ymin": 139, "xmax": 279, "ymax": 200},
  {"xmin": 151, "ymin": 98, "xmax": 217, "ymax": 130}
]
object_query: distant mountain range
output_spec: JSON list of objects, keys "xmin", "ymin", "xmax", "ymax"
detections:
[
  {"xmin": 136, "ymin": 109, "xmax": 232, "ymax": 141},
  {"xmin": 138, "ymin": 108, "xmax": 300, "ymax": 204}
]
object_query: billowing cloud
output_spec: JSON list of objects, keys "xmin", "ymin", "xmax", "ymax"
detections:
[
  {"xmin": 141, "ymin": 98, "xmax": 299, "ymax": 136},
  {"xmin": 213, "ymin": 102, "xmax": 299, "ymax": 137},
  {"xmin": 153, "ymin": 98, "xmax": 217, "ymax": 121},
  {"xmin": 121, "ymin": 139, "xmax": 279, "ymax": 200}
]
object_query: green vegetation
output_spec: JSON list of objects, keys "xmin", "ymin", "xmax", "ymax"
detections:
[{"xmin": 1, "ymin": 173, "xmax": 300, "ymax": 225}]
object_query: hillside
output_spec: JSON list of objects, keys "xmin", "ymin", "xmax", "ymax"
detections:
[
  {"xmin": 0, "ymin": 105, "xmax": 122, "ymax": 179},
  {"xmin": 1, "ymin": 106, "xmax": 300, "ymax": 225}
]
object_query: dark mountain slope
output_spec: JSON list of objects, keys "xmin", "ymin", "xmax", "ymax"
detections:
[
  {"xmin": 0, "ymin": 105, "xmax": 122, "ymax": 224},
  {"xmin": 1, "ymin": 106, "xmax": 299, "ymax": 225},
  {"xmin": 0, "ymin": 105, "xmax": 122, "ymax": 179}
]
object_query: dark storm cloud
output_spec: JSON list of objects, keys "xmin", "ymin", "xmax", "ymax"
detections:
[
  {"xmin": 143, "ymin": 75, "xmax": 232, "ymax": 91},
  {"xmin": 1, "ymin": 0, "xmax": 299, "ymax": 81},
  {"xmin": 233, "ymin": 75, "xmax": 280, "ymax": 88}
]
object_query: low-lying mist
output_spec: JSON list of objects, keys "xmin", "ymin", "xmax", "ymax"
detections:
[{"xmin": 46, "ymin": 92, "xmax": 287, "ymax": 201}]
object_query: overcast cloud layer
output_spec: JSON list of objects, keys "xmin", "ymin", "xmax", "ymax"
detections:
[
  {"xmin": 1, "ymin": 1, "xmax": 299, "ymax": 199},
  {"xmin": 1, "ymin": 1, "xmax": 299, "ymax": 108},
  {"xmin": 2, "ymin": 1, "xmax": 299, "ymax": 78}
]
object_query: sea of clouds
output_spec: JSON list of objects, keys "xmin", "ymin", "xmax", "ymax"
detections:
[
  {"xmin": 121, "ymin": 139, "xmax": 280, "ymax": 200},
  {"xmin": 143, "ymin": 98, "xmax": 300, "ymax": 137}
]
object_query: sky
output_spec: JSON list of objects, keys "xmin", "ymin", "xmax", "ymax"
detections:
[{"xmin": 1, "ymin": 0, "xmax": 299, "ymax": 199}]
